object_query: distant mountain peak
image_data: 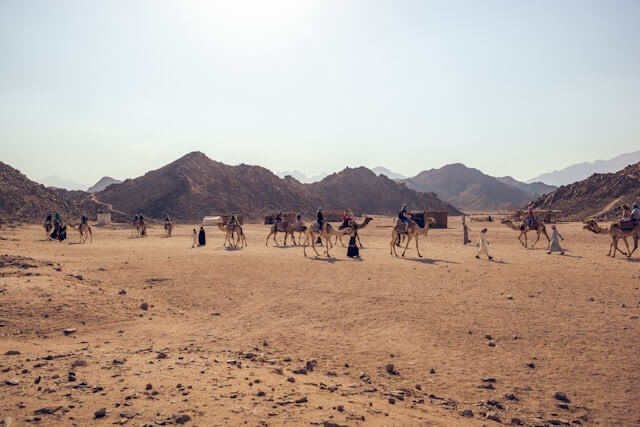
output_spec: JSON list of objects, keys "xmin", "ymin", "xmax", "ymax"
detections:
[{"xmin": 88, "ymin": 176, "xmax": 122, "ymax": 193}]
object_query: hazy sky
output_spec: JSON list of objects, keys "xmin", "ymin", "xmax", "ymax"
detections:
[{"xmin": 1, "ymin": 0, "xmax": 639, "ymax": 187}]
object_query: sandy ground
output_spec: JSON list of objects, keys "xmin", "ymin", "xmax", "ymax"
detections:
[{"xmin": 0, "ymin": 217, "xmax": 639, "ymax": 426}]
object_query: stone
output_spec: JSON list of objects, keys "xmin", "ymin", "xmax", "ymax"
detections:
[
  {"xmin": 156, "ymin": 352, "xmax": 168, "ymax": 359},
  {"xmin": 34, "ymin": 406, "xmax": 63, "ymax": 415},
  {"xmin": 145, "ymin": 383, "xmax": 153, "ymax": 390},
  {"xmin": 305, "ymin": 360, "xmax": 316, "ymax": 371},
  {"xmin": 119, "ymin": 289, "xmax": 127, "ymax": 295},
  {"xmin": 527, "ymin": 362, "xmax": 536, "ymax": 369},
  {"xmin": 430, "ymin": 368, "xmax": 436, "ymax": 374},
  {"xmin": 257, "ymin": 391, "xmax": 266, "ymax": 397},
  {"xmin": 385, "ymin": 364, "xmax": 398, "ymax": 375},
  {"xmin": 295, "ymin": 397, "xmax": 308, "ymax": 404},
  {"xmin": 112, "ymin": 358, "xmax": 126, "ymax": 365},
  {"xmin": 553, "ymin": 392, "xmax": 570, "ymax": 403},
  {"xmin": 5, "ymin": 378, "xmax": 19, "ymax": 386},
  {"xmin": 504, "ymin": 393, "xmax": 518, "ymax": 401},
  {"xmin": 5, "ymin": 350, "xmax": 20, "ymax": 356},
  {"xmin": 140, "ymin": 302, "xmax": 148, "ymax": 311},
  {"xmin": 511, "ymin": 417, "xmax": 523, "ymax": 425},
  {"xmin": 72, "ymin": 360, "xmax": 87, "ymax": 368},
  {"xmin": 174, "ymin": 414, "xmax": 191, "ymax": 424},
  {"xmin": 287, "ymin": 377, "xmax": 295, "ymax": 383},
  {"xmin": 488, "ymin": 341, "xmax": 496, "ymax": 347},
  {"xmin": 487, "ymin": 414, "xmax": 501, "ymax": 423},
  {"xmin": 482, "ymin": 377, "xmax": 496, "ymax": 383},
  {"xmin": 94, "ymin": 408, "xmax": 106, "ymax": 419},
  {"xmin": 460, "ymin": 409, "xmax": 474, "ymax": 418},
  {"xmin": 293, "ymin": 368, "xmax": 307, "ymax": 375}
]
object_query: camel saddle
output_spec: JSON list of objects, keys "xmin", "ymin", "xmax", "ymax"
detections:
[
  {"xmin": 619, "ymin": 219, "xmax": 635, "ymax": 231},
  {"xmin": 311, "ymin": 222, "xmax": 323, "ymax": 233}
]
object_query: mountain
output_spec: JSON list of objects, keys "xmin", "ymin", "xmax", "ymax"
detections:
[
  {"xmin": 531, "ymin": 162, "xmax": 640, "ymax": 221},
  {"xmin": 0, "ymin": 162, "xmax": 123, "ymax": 223},
  {"xmin": 496, "ymin": 176, "xmax": 556, "ymax": 198},
  {"xmin": 309, "ymin": 167, "xmax": 459, "ymax": 215},
  {"xmin": 38, "ymin": 174, "xmax": 87, "ymax": 191},
  {"xmin": 371, "ymin": 167, "xmax": 407, "ymax": 180},
  {"xmin": 528, "ymin": 151, "xmax": 640, "ymax": 186},
  {"xmin": 96, "ymin": 152, "xmax": 458, "ymax": 220},
  {"xmin": 276, "ymin": 170, "xmax": 328, "ymax": 183},
  {"xmin": 403, "ymin": 163, "xmax": 533, "ymax": 211},
  {"xmin": 88, "ymin": 176, "xmax": 122, "ymax": 193}
]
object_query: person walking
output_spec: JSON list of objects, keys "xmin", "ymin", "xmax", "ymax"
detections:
[
  {"xmin": 192, "ymin": 228, "xmax": 198, "ymax": 248},
  {"xmin": 475, "ymin": 228, "xmax": 493, "ymax": 260},
  {"xmin": 547, "ymin": 224, "xmax": 565, "ymax": 255},
  {"xmin": 198, "ymin": 226, "xmax": 206, "ymax": 246}
]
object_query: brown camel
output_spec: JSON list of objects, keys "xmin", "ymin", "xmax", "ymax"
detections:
[
  {"xmin": 303, "ymin": 223, "xmax": 353, "ymax": 258},
  {"xmin": 265, "ymin": 221, "xmax": 306, "ymax": 246},
  {"xmin": 217, "ymin": 222, "xmax": 247, "ymax": 248},
  {"xmin": 132, "ymin": 218, "xmax": 147, "ymax": 237},
  {"xmin": 78, "ymin": 223, "xmax": 92, "ymax": 243},
  {"xmin": 390, "ymin": 218, "xmax": 434, "ymax": 258},
  {"xmin": 501, "ymin": 218, "xmax": 549, "ymax": 248},
  {"xmin": 583, "ymin": 219, "xmax": 639, "ymax": 258},
  {"xmin": 336, "ymin": 217, "xmax": 374, "ymax": 247}
]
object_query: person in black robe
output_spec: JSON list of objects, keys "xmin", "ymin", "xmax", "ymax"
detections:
[
  {"xmin": 347, "ymin": 230, "xmax": 359, "ymax": 258},
  {"xmin": 57, "ymin": 224, "xmax": 67, "ymax": 242},
  {"xmin": 198, "ymin": 226, "xmax": 206, "ymax": 246}
]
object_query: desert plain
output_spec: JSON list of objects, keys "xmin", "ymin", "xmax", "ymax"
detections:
[{"xmin": 0, "ymin": 217, "xmax": 639, "ymax": 426}]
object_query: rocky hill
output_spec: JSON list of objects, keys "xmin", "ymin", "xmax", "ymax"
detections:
[
  {"xmin": 88, "ymin": 176, "xmax": 122, "ymax": 193},
  {"xmin": 531, "ymin": 162, "xmax": 640, "ymax": 221},
  {"xmin": 403, "ymin": 163, "xmax": 533, "ymax": 211},
  {"xmin": 496, "ymin": 176, "xmax": 556, "ymax": 198},
  {"xmin": 0, "ymin": 161, "xmax": 121, "ymax": 223},
  {"xmin": 96, "ymin": 152, "xmax": 459, "ymax": 220},
  {"xmin": 309, "ymin": 167, "xmax": 459, "ymax": 215}
]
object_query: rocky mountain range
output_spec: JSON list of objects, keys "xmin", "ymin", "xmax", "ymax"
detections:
[{"xmin": 87, "ymin": 176, "xmax": 123, "ymax": 193}]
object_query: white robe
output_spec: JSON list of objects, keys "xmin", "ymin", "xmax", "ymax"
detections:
[{"xmin": 477, "ymin": 233, "xmax": 490, "ymax": 256}]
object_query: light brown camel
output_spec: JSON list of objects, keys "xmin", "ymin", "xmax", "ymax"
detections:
[
  {"xmin": 265, "ymin": 221, "xmax": 306, "ymax": 246},
  {"xmin": 336, "ymin": 217, "xmax": 374, "ymax": 247},
  {"xmin": 583, "ymin": 219, "xmax": 639, "ymax": 258},
  {"xmin": 501, "ymin": 218, "xmax": 549, "ymax": 248},
  {"xmin": 217, "ymin": 222, "xmax": 247, "ymax": 248},
  {"xmin": 164, "ymin": 220, "xmax": 175, "ymax": 237},
  {"xmin": 390, "ymin": 218, "xmax": 434, "ymax": 257},
  {"xmin": 303, "ymin": 223, "xmax": 353, "ymax": 257},
  {"xmin": 78, "ymin": 223, "xmax": 92, "ymax": 243},
  {"xmin": 132, "ymin": 218, "xmax": 147, "ymax": 237}
]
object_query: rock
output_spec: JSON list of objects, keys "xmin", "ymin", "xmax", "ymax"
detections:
[
  {"xmin": 145, "ymin": 383, "xmax": 153, "ymax": 390},
  {"xmin": 460, "ymin": 409, "xmax": 474, "ymax": 418},
  {"xmin": 388, "ymin": 397, "xmax": 396, "ymax": 404},
  {"xmin": 527, "ymin": 362, "xmax": 535, "ymax": 369},
  {"xmin": 157, "ymin": 352, "xmax": 168, "ymax": 359},
  {"xmin": 34, "ymin": 376, "xmax": 41, "ymax": 384},
  {"xmin": 5, "ymin": 350, "xmax": 20, "ymax": 356},
  {"xmin": 293, "ymin": 368, "xmax": 307, "ymax": 375},
  {"xmin": 112, "ymin": 358, "xmax": 126, "ymax": 365},
  {"xmin": 94, "ymin": 408, "xmax": 106, "ymax": 419},
  {"xmin": 553, "ymin": 392, "xmax": 571, "ymax": 403},
  {"xmin": 385, "ymin": 364, "xmax": 398, "ymax": 375},
  {"xmin": 118, "ymin": 289, "xmax": 127, "ymax": 295},
  {"xmin": 72, "ymin": 360, "xmax": 87, "ymax": 368},
  {"xmin": 2, "ymin": 417, "xmax": 13, "ymax": 426},
  {"xmin": 287, "ymin": 377, "xmax": 295, "ymax": 383},
  {"xmin": 485, "ymin": 334, "xmax": 493, "ymax": 340},
  {"xmin": 415, "ymin": 384, "xmax": 422, "ymax": 390},
  {"xmin": 482, "ymin": 377, "xmax": 496, "ymax": 383},
  {"xmin": 487, "ymin": 414, "xmax": 502, "ymax": 423},
  {"xmin": 244, "ymin": 353, "xmax": 256, "ymax": 359},
  {"xmin": 488, "ymin": 341, "xmax": 496, "ymax": 347},
  {"xmin": 504, "ymin": 393, "xmax": 518, "ymax": 401},
  {"xmin": 295, "ymin": 397, "xmax": 308, "ymax": 404},
  {"xmin": 257, "ymin": 391, "xmax": 266, "ymax": 397},
  {"xmin": 5, "ymin": 378, "xmax": 19, "ymax": 386},
  {"xmin": 336, "ymin": 405, "xmax": 344, "ymax": 412},
  {"xmin": 34, "ymin": 406, "xmax": 63, "ymax": 415},
  {"xmin": 429, "ymin": 368, "xmax": 436, "ymax": 374},
  {"xmin": 140, "ymin": 302, "xmax": 149, "ymax": 311},
  {"xmin": 305, "ymin": 360, "xmax": 316, "ymax": 371},
  {"xmin": 511, "ymin": 417, "xmax": 523, "ymax": 425},
  {"xmin": 558, "ymin": 403, "xmax": 569, "ymax": 410},
  {"xmin": 174, "ymin": 414, "xmax": 191, "ymax": 424}
]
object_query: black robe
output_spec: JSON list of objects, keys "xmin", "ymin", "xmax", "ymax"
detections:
[
  {"xmin": 198, "ymin": 228, "xmax": 206, "ymax": 246},
  {"xmin": 347, "ymin": 233, "xmax": 359, "ymax": 257}
]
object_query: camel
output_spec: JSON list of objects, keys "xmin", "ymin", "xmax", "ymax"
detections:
[
  {"xmin": 501, "ymin": 218, "xmax": 549, "ymax": 248},
  {"xmin": 583, "ymin": 219, "xmax": 639, "ymax": 258},
  {"xmin": 336, "ymin": 217, "xmax": 374, "ymax": 247},
  {"xmin": 164, "ymin": 220, "xmax": 175, "ymax": 237},
  {"xmin": 266, "ymin": 221, "xmax": 308, "ymax": 246},
  {"xmin": 131, "ymin": 218, "xmax": 146, "ymax": 237},
  {"xmin": 217, "ymin": 222, "xmax": 247, "ymax": 248},
  {"xmin": 390, "ymin": 218, "xmax": 434, "ymax": 257},
  {"xmin": 303, "ymin": 223, "xmax": 353, "ymax": 257},
  {"xmin": 78, "ymin": 223, "xmax": 92, "ymax": 243}
]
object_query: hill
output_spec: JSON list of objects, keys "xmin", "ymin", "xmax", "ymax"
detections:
[
  {"xmin": 403, "ymin": 163, "xmax": 532, "ymax": 211},
  {"xmin": 531, "ymin": 162, "xmax": 640, "ymax": 221},
  {"xmin": 0, "ymin": 162, "xmax": 121, "ymax": 223},
  {"xmin": 88, "ymin": 176, "xmax": 123, "ymax": 193},
  {"xmin": 496, "ymin": 176, "xmax": 556, "ymax": 198},
  {"xmin": 309, "ymin": 167, "xmax": 459, "ymax": 215},
  {"xmin": 97, "ymin": 152, "xmax": 459, "ymax": 220},
  {"xmin": 38, "ymin": 174, "xmax": 87, "ymax": 191},
  {"xmin": 528, "ymin": 151, "xmax": 640, "ymax": 186},
  {"xmin": 371, "ymin": 167, "xmax": 407, "ymax": 180}
]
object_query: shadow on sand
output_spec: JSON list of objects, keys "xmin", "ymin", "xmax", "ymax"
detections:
[{"xmin": 395, "ymin": 256, "xmax": 460, "ymax": 265}]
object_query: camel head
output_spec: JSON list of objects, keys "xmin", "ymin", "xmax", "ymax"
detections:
[
  {"xmin": 582, "ymin": 219, "xmax": 600, "ymax": 233},
  {"xmin": 426, "ymin": 217, "xmax": 435, "ymax": 227}
]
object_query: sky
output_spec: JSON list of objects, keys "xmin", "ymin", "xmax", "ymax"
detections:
[{"xmin": 1, "ymin": 0, "xmax": 639, "ymax": 188}]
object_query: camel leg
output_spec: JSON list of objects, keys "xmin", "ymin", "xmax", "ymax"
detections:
[
  {"xmin": 324, "ymin": 234, "xmax": 331, "ymax": 257},
  {"xmin": 401, "ymin": 235, "xmax": 413, "ymax": 257},
  {"xmin": 356, "ymin": 233, "xmax": 363, "ymax": 248},
  {"xmin": 311, "ymin": 233, "xmax": 321, "ymax": 256},
  {"xmin": 390, "ymin": 233, "xmax": 397, "ymax": 256},
  {"xmin": 531, "ymin": 232, "xmax": 541, "ymax": 248},
  {"xmin": 623, "ymin": 237, "xmax": 631, "ymax": 257},
  {"xmin": 415, "ymin": 235, "xmax": 422, "ymax": 258},
  {"xmin": 518, "ymin": 232, "xmax": 526, "ymax": 247},
  {"xmin": 274, "ymin": 232, "xmax": 280, "ymax": 246},
  {"xmin": 265, "ymin": 231, "xmax": 273, "ymax": 246}
]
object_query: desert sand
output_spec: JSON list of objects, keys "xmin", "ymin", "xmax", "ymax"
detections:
[{"xmin": 1, "ymin": 217, "xmax": 639, "ymax": 426}]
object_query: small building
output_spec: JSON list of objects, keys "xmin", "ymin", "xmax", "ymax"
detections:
[
  {"xmin": 410, "ymin": 210, "xmax": 448, "ymax": 229},
  {"xmin": 97, "ymin": 213, "xmax": 111, "ymax": 226}
]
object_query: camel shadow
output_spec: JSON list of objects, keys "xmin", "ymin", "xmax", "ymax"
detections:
[
  {"xmin": 558, "ymin": 254, "xmax": 583, "ymax": 259},
  {"xmin": 306, "ymin": 256, "xmax": 342, "ymax": 263},
  {"xmin": 68, "ymin": 242, "xmax": 86, "ymax": 246},
  {"xmin": 396, "ymin": 257, "xmax": 459, "ymax": 265},
  {"xmin": 624, "ymin": 257, "xmax": 640, "ymax": 262},
  {"xmin": 488, "ymin": 259, "xmax": 509, "ymax": 264}
]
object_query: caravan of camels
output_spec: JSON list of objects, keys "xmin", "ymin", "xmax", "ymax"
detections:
[{"xmin": 43, "ymin": 207, "xmax": 640, "ymax": 259}]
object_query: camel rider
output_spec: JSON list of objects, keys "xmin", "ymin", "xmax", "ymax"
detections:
[
  {"xmin": 46, "ymin": 213, "xmax": 52, "ymax": 223},
  {"xmin": 133, "ymin": 214, "xmax": 138, "ymax": 223},
  {"xmin": 81, "ymin": 215, "xmax": 88, "ymax": 225},
  {"xmin": 398, "ymin": 204, "xmax": 409, "ymax": 232},
  {"xmin": 342, "ymin": 209, "xmax": 353, "ymax": 229},
  {"xmin": 54, "ymin": 211, "xmax": 62, "ymax": 232},
  {"xmin": 229, "ymin": 212, "xmax": 238, "ymax": 226},
  {"xmin": 618, "ymin": 204, "xmax": 631, "ymax": 227},
  {"xmin": 526, "ymin": 204, "xmax": 535, "ymax": 228},
  {"xmin": 275, "ymin": 210, "xmax": 283, "ymax": 228},
  {"xmin": 631, "ymin": 203, "xmax": 640, "ymax": 223},
  {"xmin": 316, "ymin": 207, "xmax": 324, "ymax": 244},
  {"xmin": 165, "ymin": 215, "xmax": 171, "ymax": 223},
  {"xmin": 295, "ymin": 214, "xmax": 303, "ymax": 228}
]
